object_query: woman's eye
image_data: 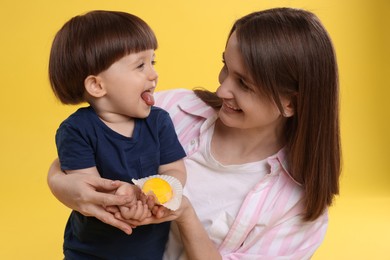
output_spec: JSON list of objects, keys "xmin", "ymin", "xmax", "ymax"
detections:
[{"xmin": 238, "ymin": 78, "xmax": 251, "ymax": 91}]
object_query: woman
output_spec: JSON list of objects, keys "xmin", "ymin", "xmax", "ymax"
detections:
[{"xmin": 48, "ymin": 7, "xmax": 340, "ymax": 259}]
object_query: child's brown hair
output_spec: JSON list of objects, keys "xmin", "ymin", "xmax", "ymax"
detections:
[{"xmin": 49, "ymin": 10, "xmax": 158, "ymax": 104}]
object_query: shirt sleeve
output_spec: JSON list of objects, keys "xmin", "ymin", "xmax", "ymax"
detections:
[
  {"xmin": 56, "ymin": 122, "xmax": 96, "ymax": 171},
  {"xmin": 154, "ymin": 89, "xmax": 214, "ymax": 156},
  {"xmin": 215, "ymin": 150, "xmax": 328, "ymax": 260},
  {"xmin": 156, "ymin": 110, "xmax": 186, "ymax": 165}
]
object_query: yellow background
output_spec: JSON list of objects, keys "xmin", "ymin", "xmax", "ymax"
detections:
[{"xmin": 1, "ymin": 0, "xmax": 389, "ymax": 259}]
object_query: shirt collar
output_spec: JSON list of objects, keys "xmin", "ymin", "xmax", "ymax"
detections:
[
  {"xmin": 177, "ymin": 93, "xmax": 217, "ymax": 119},
  {"xmin": 267, "ymin": 147, "xmax": 302, "ymax": 186}
]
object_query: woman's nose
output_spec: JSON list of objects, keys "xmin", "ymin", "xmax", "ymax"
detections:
[{"xmin": 216, "ymin": 78, "xmax": 234, "ymax": 99}]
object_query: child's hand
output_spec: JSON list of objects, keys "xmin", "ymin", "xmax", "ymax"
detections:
[
  {"xmin": 118, "ymin": 200, "xmax": 151, "ymax": 220},
  {"xmin": 118, "ymin": 196, "xmax": 191, "ymax": 228},
  {"xmin": 114, "ymin": 182, "xmax": 151, "ymax": 220},
  {"xmin": 114, "ymin": 182, "xmax": 141, "ymax": 205}
]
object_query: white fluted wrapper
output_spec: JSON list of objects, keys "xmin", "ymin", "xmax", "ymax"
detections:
[{"xmin": 132, "ymin": 175, "xmax": 183, "ymax": 211}]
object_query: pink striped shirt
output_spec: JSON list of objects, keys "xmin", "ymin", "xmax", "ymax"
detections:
[{"xmin": 155, "ymin": 89, "xmax": 328, "ymax": 260}]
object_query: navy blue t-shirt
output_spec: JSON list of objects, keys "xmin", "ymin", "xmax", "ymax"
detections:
[{"xmin": 56, "ymin": 106, "xmax": 186, "ymax": 259}]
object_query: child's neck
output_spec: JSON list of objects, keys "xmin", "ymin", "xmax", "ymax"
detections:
[
  {"xmin": 90, "ymin": 102, "xmax": 135, "ymax": 137},
  {"xmin": 93, "ymin": 106, "xmax": 135, "ymax": 138},
  {"xmin": 88, "ymin": 97, "xmax": 136, "ymax": 137}
]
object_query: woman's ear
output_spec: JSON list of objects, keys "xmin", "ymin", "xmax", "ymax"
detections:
[
  {"xmin": 84, "ymin": 75, "xmax": 107, "ymax": 98},
  {"xmin": 281, "ymin": 97, "xmax": 295, "ymax": 118}
]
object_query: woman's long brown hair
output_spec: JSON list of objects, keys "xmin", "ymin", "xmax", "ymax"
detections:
[{"xmin": 195, "ymin": 8, "xmax": 341, "ymax": 221}]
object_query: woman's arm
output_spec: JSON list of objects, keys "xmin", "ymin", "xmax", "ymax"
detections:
[
  {"xmin": 47, "ymin": 159, "xmax": 134, "ymax": 234},
  {"xmin": 174, "ymin": 197, "xmax": 222, "ymax": 260},
  {"xmin": 122, "ymin": 196, "xmax": 222, "ymax": 260},
  {"xmin": 174, "ymin": 199, "xmax": 325, "ymax": 260}
]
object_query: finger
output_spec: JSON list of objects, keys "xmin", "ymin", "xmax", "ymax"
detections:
[
  {"xmin": 105, "ymin": 205, "xmax": 120, "ymax": 214},
  {"xmin": 146, "ymin": 196, "xmax": 156, "ymax": 209},
  {"xmin": 115, "ymin": 211, "xmax": 124, "ymax": 220},
  {"xmin": 94, "ymin": 208, "xmax": 133, "ymax": 235},
  {"xmin": 126, "ymin": 216, "xmax": 153, "ymax": 226},
  {"xmin": 138, "ymin": 203, "xmax": 152, "ymax": 220},
  {"xmin": 119, "ymin": 205, "xmax": 137, "ymax": 220},
  {"xmin": 132, "ymin": 201, "xmax": 147, "ymax": 220},
  {"xmin": 91, "ymin": 178, "xmax": 122, "ymax": 192},
  {"xmin": 151, "ymin": 205, "xmax": 173, "ymax": 219},
  {"xmin": 151, "ymin": 205, "xmax": 161, "ymax": 216},
  {"xmin": 145, "ymin": 205, "xmax": 152, "ymax": 218},
  {"xmin": 90, "ymin": 192, "xmax": 131, "ymax": 208},
  {"xmin": 156, "ymin": 207, "xmax": 167, "ymax": 219},
  {"xmin": 139, "ymin": 192, "xmax": 147, "ymax": 204}
]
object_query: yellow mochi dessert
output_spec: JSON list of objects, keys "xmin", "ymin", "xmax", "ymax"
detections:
[{"xmin": 142, "ymin": 178, "xmax": 173, "ymax": 204}]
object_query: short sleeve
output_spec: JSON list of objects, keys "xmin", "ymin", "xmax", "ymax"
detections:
[
  {"xmin": 55, "ymin": 123, "xmax": 96, "ymax": 171},
  {"xmin": 156, "ymin": 111, "xmax": 186, "ymax": 165}
]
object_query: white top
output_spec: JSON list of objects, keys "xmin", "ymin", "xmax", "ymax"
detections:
[{"xmin": 165, "ymin": 115, "xmax": 271, "ymax": 259}]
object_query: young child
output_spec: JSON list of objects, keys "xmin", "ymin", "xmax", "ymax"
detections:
[{"xmin": 48, "ymin": 10, "xmax": 186, "ymax": 259}]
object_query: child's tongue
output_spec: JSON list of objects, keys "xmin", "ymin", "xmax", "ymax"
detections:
[{"xmin": 141, "ymin": 92, "xmax": 155, "ymax": 106}]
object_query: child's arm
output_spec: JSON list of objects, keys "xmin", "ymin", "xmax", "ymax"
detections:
[{"xmin": 158, "ymin": 158, "xmax": 187, "ymax": 187}]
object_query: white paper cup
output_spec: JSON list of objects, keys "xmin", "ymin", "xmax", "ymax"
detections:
[{"xmin": 132, "ymin": 175, "xmax": 183, "ymax": 211}]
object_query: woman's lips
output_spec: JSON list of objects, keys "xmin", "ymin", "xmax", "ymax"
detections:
[{"xmin": 222, "ymin": 102, "xmax": 241, "ymax": 112}]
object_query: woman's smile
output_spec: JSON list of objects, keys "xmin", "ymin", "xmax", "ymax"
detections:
[{"xmin": 221, "ymin": 101, "xmax": 242, "ymax": 113}]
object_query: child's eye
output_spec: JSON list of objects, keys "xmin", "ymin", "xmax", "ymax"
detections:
[
  {"xmin": 137, "ymin": 63, "xmax": 145, "ymax": 69},
  {"xmin": 151, "ymin": 60, "xmax": 157, "ymax": 66}
]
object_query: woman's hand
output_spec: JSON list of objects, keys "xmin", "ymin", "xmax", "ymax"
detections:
[
  {"xmin": 47, "ymin": 159, "xmax": 135, "ymax": 234},
  {"xmin": 117, "ymin": 196, "xmax": 191, "ymax": 227}
]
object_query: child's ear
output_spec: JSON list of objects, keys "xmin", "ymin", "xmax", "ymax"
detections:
[{"xmin": 84, "ymin": 75, "xmax": 106, "ymax": 98}]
